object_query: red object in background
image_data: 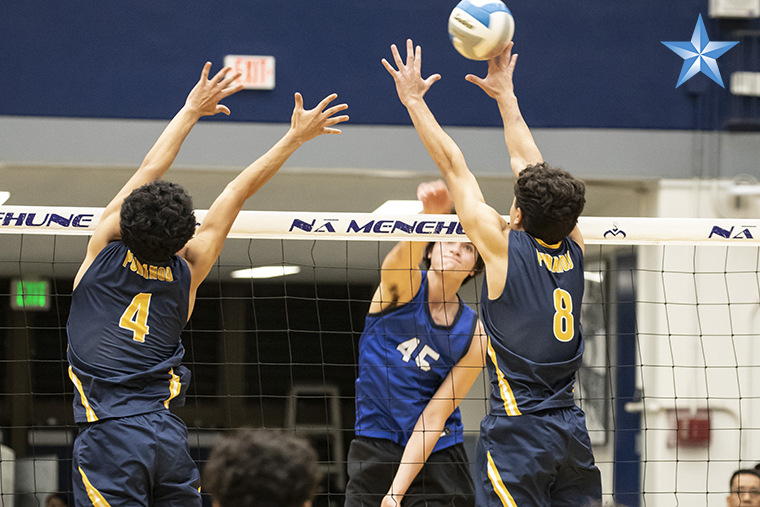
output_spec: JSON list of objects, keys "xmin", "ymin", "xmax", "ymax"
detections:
[{"xmin": 675, "ymin": 409, "xmax": 711, "ymax": 447}]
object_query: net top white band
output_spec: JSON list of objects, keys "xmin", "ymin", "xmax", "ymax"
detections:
[{"xmin": 0, "ymin": 206, "xmax": 758, "ymax": 246}]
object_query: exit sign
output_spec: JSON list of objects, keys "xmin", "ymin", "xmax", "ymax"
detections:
[
  {"xmin": 224, "ymin": 55, "xmax": 275, "ymax": 90},
  {"xmin": 11, "ymin": 279, "xmax": 50, "ymax": 311}
]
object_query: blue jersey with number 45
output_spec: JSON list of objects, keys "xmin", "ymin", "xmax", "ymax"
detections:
[
  {"xmin": 354, "ymin": 272, "xmax": 477, "ymax": 452},
  {"xmin": 66, "ymin": 241, "xmax": 192, "ymax": 424},
  {"xmin": 481, "ymin": 230, "xmax": 585, "ymax": 417}
]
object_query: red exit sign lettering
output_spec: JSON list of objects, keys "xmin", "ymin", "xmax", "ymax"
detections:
[{"xmin": 224, "ymin": 55, "xmax": 275, "ymax": 90}]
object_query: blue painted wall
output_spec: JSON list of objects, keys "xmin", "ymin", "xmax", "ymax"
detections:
[{"xmin": 2, "ymin": 0, "xmax": 757, "ymax": 129}]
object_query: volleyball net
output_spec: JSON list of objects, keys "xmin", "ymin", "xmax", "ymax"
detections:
[{"xmin": 0, "ymin": 207, "xmax": 759, "ymax": 507}]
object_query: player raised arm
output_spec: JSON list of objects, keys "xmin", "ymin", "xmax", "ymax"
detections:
[
  {"xmin": 75, "ymin": 63, "xmax": 243, "ymax": 287},
  {"xmin": 382, "ymin": 39, "xmax": 509, "ymax": 293},
  {"xmin": 180, "ymin": 92, "xmax": 349, "ymax": 293},
  {"xmin": 370, "ymin": 180, "xmax": 453, "ymax": 313},
  {"xmin": 467, "ymin": 43, "xmax": 584, "ymax": 250},
  {"xmin": 465, "ymin": 42, "xmax": 542, "ymax": 177},
  {"xmin": 381, "ymin": 322, "xmax": 488, "ymax": 507}
]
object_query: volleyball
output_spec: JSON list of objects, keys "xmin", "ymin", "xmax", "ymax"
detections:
[{"xmin": 448, "ymin": 0, "xmax": 515, "ymax": 61}]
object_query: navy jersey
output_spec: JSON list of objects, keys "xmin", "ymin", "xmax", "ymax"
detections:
[
  {"xmin": 67, "ymin": 241, "xmax": 192, "ymax": 423},
  {"xmin": 481, "ymin": 230, "xmax": 584, "ymax": 416},
  {"xmin": 354, "ymin": 272, "xmax": 478, "ymax": 452}
]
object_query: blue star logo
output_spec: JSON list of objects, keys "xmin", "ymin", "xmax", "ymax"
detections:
[{"xmin": 661, "ymin": 14, "xmax": 739, "ymax": 88}]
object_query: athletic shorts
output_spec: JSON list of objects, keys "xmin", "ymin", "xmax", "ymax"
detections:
[
  {"xmin": 475, "ymin": 407, "xmax": 602, "ymax": 507},
  {"xmin": 345, "ymin": 436, "xmax": 475, "ymax": 507},
  {"xmin": 72, "ymin": 411, "xmax": 201, "ymax": 507}
]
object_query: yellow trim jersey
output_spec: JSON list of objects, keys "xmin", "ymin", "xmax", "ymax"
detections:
[
  {"xmin": 481, "ymin": 230, "xmax": 585, "ymax": 416},
  {"xmin": 66, "ymin": 241, "xmax": 192, "ymax": 423}
]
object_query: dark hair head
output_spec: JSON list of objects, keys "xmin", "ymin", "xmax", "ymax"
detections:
[
  {"xmin": 120, "ymin": 180, "xmax": 196, "ymax": 262},
  {"xmin": 513, "ymin": 162, "xmax": 586, "ymax": 244},
  {"xmin": 204, "ymin": 429, "xmax": 322, "ymax": 507},
  {"xmin": 420, "ymin": 242, "xmax": 484, "ymax": 286},
  {"xmin": 45, "ymin": 494, "xmax": 68, "ymax": 507},
  {"xmin": 730, "ymin": 469, "xmax": 760, "ymax": 490}
]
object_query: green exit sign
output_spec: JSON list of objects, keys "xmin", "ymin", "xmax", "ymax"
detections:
[{"xmin": 11, "ymin": 279, "xmax": 50, "ymax": 311}]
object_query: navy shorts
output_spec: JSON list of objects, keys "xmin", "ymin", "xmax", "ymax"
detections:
[
  {"xmin": 72, "ymin": 411, "xmax": 201, "ymax": 507},
  {"xmin": 345, "ymin": 436, "xmax": 475, "ymax": 507},
  {"xmin": 475, "ymin": 407, "xmax": 601, "ymax": 507}
]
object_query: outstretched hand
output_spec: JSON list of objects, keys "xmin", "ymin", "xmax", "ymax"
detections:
[
  {"xmin": 465, "ymin": 41, "xmax": 518, "ymax": 101},
  {"xmin": 289, "ymin": 92, "xmax": 349, "ymax": 144},
  {"xmin": 185, "ymin": 62, "xmax": 244, "ymax": 117},
  {"xmin": 417, "ymin": 180, "xmax": 453, "ymax": 214},
  {"xmin": 382, "ymin": 39, "xmax": 441, "ymax": 107}
]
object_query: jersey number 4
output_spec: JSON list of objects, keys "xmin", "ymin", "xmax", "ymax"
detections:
[
  {"xmin": 553, "ymin": 288, "xmax": 574, "ymax": 342},
  {"xmin": 396, "ymin": 337, "xmax": 441, "ymax": 372},
  {"xmin": 119, "ymin": 293, "xmax": 152, "ymax": 343}
]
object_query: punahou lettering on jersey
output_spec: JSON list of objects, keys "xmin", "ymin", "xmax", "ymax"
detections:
[
  {"xmin": 66, "ymin": 241, "xmax": 192, "ymax": 423},
  {"xmin": 481, "ymin": 230, "xmax": 585, "ymax": 416},
  {"xmin": 355, "ymin": 272, "xmax": 477, "ymax": 452}
]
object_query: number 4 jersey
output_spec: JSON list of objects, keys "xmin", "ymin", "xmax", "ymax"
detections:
[
  {"xmin": 354, "ymin": 271, "xmax": 478, "ymax": 452},
  {"xmin": 481, "ymin": 230, "xmax": 585, "ymax": 417},
  {"xmin": 67, "ymin": 241, "xmax": 192, "ymax": 424}
]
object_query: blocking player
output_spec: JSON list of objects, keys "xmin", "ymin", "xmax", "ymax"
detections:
[
  {"xmin": 66, "ymin": 62, "xmax": 348, "ymax": 506},
  {"xmin": 344, "ymin": 180, "xmax": 486, "ymax": 507},
  {"xmin": 204, "ymin": 429, "xmax": 322, "ymax": 507},
  {"xmin": 381, "ymin": 40, "xmax": 601, "ymax": 507}
]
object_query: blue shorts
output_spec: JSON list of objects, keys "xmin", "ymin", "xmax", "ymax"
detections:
[
  {"xmin": 475, "ymin": 407, "xmax": 601, "ymax": 507},
  {"xmin": 72, "ymin": 411, "xmax": 201, "ymax": 507}
]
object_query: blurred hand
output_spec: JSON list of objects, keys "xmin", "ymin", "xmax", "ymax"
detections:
[{"xmin": 417, "ymin": 180, "xmax": 453, "ymax": 214}]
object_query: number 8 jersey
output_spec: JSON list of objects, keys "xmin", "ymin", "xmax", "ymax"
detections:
[
  {"xmin": 66, "ymin": 241, "xmax": 192, "ymax": 424},
  {"xmin": 480, "ymin": 230, "xmax": 585, "ymax": 417}
]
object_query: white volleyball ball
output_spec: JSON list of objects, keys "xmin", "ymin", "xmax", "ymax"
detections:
[{"xmin": 448, "ymin": 0, "xmax": 515, "ymax": 61}]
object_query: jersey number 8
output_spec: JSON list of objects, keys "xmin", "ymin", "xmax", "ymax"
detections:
[{"xmin": 553, "ymin": 288, "xmax": 574, "ymax": 342}]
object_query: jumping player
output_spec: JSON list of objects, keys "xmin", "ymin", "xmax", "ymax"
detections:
[
  {"xmin": 66, "ymin": 62, "xmax": 348, "ymax": 506},
  {"xmin": 381, "ymin": 40, "xmax": 601, "ymax": 507},
  {"xmin": 344, "ymin": 180, "xmax": 486, "ymax": 507}
]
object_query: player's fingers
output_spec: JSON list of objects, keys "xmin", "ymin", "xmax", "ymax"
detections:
[
  {"xmin": 325, "ymin": 114, "xmax": 349, "ymax": 126},
  {"xmin": 390, "ymin": 44, "xmax": 404, "ymax": 68},
  {"xmin": 216, "ymin": 105, "xmax": 231, "ymax": 116},
  {"xmin": 509, "ymin": 53, "xmax": 518, "ymax": 72},
  {"xmin": 316, "ymin": 93, "xmax": 339, "ymax": 112},
  {"xmin": 405, "ymin": 39, "xmax": 414, "ymax": 65},
  {"xmin": 200, "ymin": 62, "xmax": 212, "ymax": 81},
  {"xmin": 414, "ymin": 45, "xmax": 422, "ymax": 70},
  {"xmin": 381, "ymin": 58, "xmax": 398, "ymax": 76},
  {"xmin": 322, "ymin": 127, "xmax": 343, "ymax": 134},
  {"xmin": 293, "ymin": 92, "xmax": 304, "ymax": 111},
  {"xmin": 465, "ymin": 74, "xmax": 485, "ymax": 87},
  {"xmin": 425, "ymin": 74, "xmax": 442, "ymax": 88},
  {"xmin": 323, "ymin": 103, "xmax": 349, "ymax": 118},
  {"xmin": 212, "ymin": 66, "xmax": 232, "ymax": 83},
  {"xmin": 220, "ymin": 71, "xmax": 242, "ymax": 88},
  {"xmin": 221, "ymin": 83, "xmax": 245, "ymax": 99}
]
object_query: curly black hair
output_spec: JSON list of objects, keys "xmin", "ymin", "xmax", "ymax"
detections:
[
  {"xmin": 120, "ymin": 180, "xmax": 196, "ymax": 263},
  {"xmin": 513, "ymin": 163, "xmax": 586, "ymax": 245},
  {"xmin": 420, "ymin": 242, "xmax": 484, "ymax": 286},
  {"xmin": 203, "ymin": 429, "xmax": 322, "ymax": 507}
]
